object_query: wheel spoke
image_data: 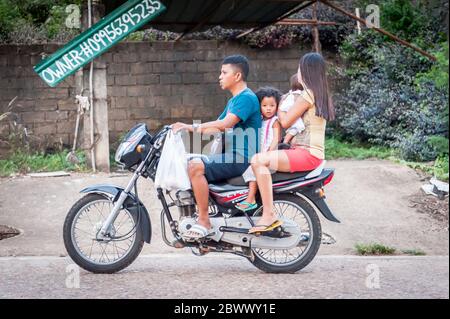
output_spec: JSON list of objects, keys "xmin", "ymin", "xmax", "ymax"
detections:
[
  {"xmin": 71, "ymin": 199, "xmax": 137, "ymax": 266},
  {"xmin": 88, "ymin": 240, "xmax": 95, "ymax": 259},
  {"xmin": 74, "ymin": 226, "xmax": 93, "ymax": 237},
  {"xmin": 115, "ymin": 213, "xmax": 132, "ymax": 234},
  {"xmin": 252, "ymin": 199, "xmax": 315, "ymax": 267}
]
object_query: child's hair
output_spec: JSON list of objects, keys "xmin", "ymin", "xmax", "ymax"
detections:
[
  {"xmin": 290, "ymin": 74, "xmax": 304, "ymax": 91},
  {"xmin": 255, "ymin": 87, "xmax": 282, "ymax": 106}
]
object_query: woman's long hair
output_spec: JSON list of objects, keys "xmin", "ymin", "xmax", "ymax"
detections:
[{"xmin": 298, "ymin": 53, "xmax": 335, "ymax": 121}]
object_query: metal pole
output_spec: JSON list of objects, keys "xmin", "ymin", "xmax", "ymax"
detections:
[
  {"xmin": 88, "ymin": 0, "xmax": 96, "ymax": 172},
  {"xmin": 312, "ymin": 1, "xmax": 321, "ymax": 53}
]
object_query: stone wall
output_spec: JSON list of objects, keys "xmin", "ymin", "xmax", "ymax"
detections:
[{"xmin": 0, "ymin": 40, "xmax": 307, "ymax": 152}]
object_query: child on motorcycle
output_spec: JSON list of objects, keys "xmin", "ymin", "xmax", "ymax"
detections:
[
  {"xmin": 235, "ymin": 87, "xmax": 282, "ymax": 212},
  {"xmin": 281, "ymin": 74, "xmax": 305, "ymax": 145}
]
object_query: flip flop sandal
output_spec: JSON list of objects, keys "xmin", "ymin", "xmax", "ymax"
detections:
[
  {"xmin": 235, "ymin": 201, "xmax": 258, "ymax": 212},
  {"xmin": 184, "ymin": 224, "xmax": 215, "ymax": 240},
  {"xmin": 248, "ymin": 220, "xmax": 283, "ymax": 234}
]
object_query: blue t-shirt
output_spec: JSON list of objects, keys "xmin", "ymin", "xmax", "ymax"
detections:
[{"xmin": 218, "ymin": 88, "xmax": 261, "ymax": 160}]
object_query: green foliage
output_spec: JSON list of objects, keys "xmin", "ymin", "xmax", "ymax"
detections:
[
  {"xmin": 0, "ymin": 0, "xmax": 82, "ymax": 43},
  {"xmin": 45, "ymin": 5, "xmax": 69, "ymax": 39},
  {"xmin": 416, "ymin": 43, "xmax": 449, "ymax": 91},
  {"xmin": 433, "ymin": 155, "xmax": 449, "ymax": 181},
  {"xmin": 325, "ymin": 137, "xmax": 394, "ymax": 160},
  {"xmin": 0, "ymin": 150, "xmax": 87, "ymax": 177},
  {"xmin": 428, "ymin": 136, "xmax": 449, "ymax": 156},
  {"xmin": 0, "ymin": 1, "xmax": 21, "ymax": 39},
  {"xmin": 325, "ymin": 136, "xmax": 448, "ymax": 181},
  {"xmin": 401, "ymin": 249, "xmax": 426, "ymax": 256},
  {"xmin": 334, "ymin": 27, "xmax": 449, "ymax": 162},
  {"xmin": 380, "ymin": 0, "xmax": 428, "ymax": 42},
  {"xmin": 125, "ymin": 31, "xmax": 146, "ymax": 42},
  {"xmin": 355, "ymin": 243, "xmax": 396, "ymax": 255},
  {"xmin": 393, "ymin": 155, "xmax": 449, "ymax": 182}
]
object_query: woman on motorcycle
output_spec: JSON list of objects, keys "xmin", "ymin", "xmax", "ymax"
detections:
[{"xmin": 249, "ymin": 52, "xmax": 336, "ymax": 234}]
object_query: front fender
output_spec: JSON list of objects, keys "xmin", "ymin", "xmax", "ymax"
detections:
[{"xmin": 81, "ymin": 184, "xmax": 152, "ymax": 243}]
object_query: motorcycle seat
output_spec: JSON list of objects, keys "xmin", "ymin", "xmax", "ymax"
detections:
[
  {"xmin": 209, "ymin": 162, "xmax": 326, "ymax": 190},
  {"xmin": 226, "ymin": 161, "xmax": 327, "ymax": 186},
  {"xmin": 226, "ymin": 171, "xmax": 310, "ymax": 186}
]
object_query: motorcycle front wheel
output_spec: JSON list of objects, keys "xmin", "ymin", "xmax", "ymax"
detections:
[
  {"xmin": 250, "ymin": 193, "xmax": 322, "ymax": 273},
  {"xmin": 63, "ymin": 194, "xmax": 144, "ymax": 274}
]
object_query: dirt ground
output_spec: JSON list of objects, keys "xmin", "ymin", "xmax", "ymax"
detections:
[
  {"xmin": 409, "ymin": 192, "xmax": 449, "ymax": 226},
  {"xmin": 0, "ymin": 160, "xmax": 448, "ymax": 256}
]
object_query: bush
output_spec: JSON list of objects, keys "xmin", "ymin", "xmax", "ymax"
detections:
[
  {"xmin": 0, "ymin": 1, "xmax": 21, "ymax": 40},
  {"xmin": 333, "ymin": 30, "xmax": 449, "ymax": 162},
  {"xmin": 0, "ymin": 0, "xmax": 82, "ymax": 43},
  {"xmin": 379, "ymin": 0, "xmax": 429, "ymax": 42}
]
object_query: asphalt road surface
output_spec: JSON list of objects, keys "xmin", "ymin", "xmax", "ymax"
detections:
[{"xmin": 0, "ymin": 254, "xmax": 448, "ymax": 299}]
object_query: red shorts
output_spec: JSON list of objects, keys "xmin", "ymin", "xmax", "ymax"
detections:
[{"xmin": 284, "ymin": 147, "xmax": 323, "ymax": 173}]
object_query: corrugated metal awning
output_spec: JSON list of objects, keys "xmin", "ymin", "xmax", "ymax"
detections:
[{"xmin": 104, "ymin": 0, "xmax": 312, "ymax": 33}]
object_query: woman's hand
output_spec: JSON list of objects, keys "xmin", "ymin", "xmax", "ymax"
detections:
[
  {"xmin": 277, "ymin": 97, "xmax": 310, "ymax": 129},
  {"xmin": 171, "ymin": 122, "xmax": 191, "ymax": 133},
  {"xmin": 277, "ymin": 110, "xmax": 288, "ymax": 127},
  {"xmin": 277, "ymin": 109, "xmax": 287, "ymax": 118}
]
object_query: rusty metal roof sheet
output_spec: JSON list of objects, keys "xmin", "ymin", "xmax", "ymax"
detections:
[{"xmin": 104, "ymin": 0, "xmax": 312, "ymax": 33}]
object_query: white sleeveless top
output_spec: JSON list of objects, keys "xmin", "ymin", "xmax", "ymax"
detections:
[{"xmin": 261, "ymin": 116, "xmax": 278, "ymax": 152}]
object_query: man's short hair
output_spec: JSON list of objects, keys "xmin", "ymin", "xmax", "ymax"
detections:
[{"xmin": 222, "ymin": 55, "xmax": 250, "ymax": 81}]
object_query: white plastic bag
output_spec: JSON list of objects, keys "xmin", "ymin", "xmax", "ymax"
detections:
[
  {"xmin": 154, "ymin": 130, "xmax": 191, "ymax": 191},
  {"xmin": 210, "ymin": 133, "xmax": 223, "ymax": 155}
]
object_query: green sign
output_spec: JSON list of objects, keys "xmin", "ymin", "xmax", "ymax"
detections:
[{"xmin": 34, "ymin": 0, "xmax": 166, "ymax": 87}]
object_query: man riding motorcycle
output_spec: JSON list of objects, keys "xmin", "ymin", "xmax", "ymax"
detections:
[{"xmin": 171, "ymin": 54, "xmax": 261, "ymax": 240}]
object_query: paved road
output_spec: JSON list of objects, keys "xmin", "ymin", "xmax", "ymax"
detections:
[
  {"xmin": 0, "ymin": 254, "xmax": 448, "ymax": 299},
  {"xmin": 1, "ymin": 160, "xmax": 448, "ymax": 299},
  {"xmin": 1, "ymin": 160, "xmax": 448, "ymax": 257}
]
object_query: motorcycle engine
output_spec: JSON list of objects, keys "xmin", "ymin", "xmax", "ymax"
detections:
[{"xmin": 175, "ymin": 190, "xmax": 196, "ymax": 217}]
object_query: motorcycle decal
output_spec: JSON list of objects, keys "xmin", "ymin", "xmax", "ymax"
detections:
[{"xmin": 210, "ymin": 189, "xmax": 249, "ymax": 204}]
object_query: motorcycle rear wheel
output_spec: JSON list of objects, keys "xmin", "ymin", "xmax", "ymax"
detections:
[{"xmin": 250, "ymin": 193, "xmax": 322, "ymax": 273}]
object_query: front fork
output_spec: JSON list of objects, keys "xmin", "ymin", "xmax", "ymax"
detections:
[{"xmin": 99, "ymin": 161, "xmax": 146, "ymax": 238}]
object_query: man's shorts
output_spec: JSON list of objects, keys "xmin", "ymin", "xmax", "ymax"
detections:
[{"xmin": 201, "ymin": 153, "xmax": 250, "ymax": 183}]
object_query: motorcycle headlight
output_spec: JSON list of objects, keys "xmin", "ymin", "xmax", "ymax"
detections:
[{"xmin": 114, "ymin": 124, "xmax": 149, "ymax": 167}]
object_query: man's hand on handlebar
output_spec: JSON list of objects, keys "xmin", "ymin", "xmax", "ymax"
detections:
[{"xmin": 171, "ymin": 122, "xmax": 191, "ymax": 133}]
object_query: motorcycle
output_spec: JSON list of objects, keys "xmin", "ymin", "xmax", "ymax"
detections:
[{"xmin": 63, "ymin": 123, "xmax": 340, "ymax": 274}]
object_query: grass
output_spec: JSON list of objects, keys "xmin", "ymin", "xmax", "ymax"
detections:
[
  {"xmin": 401, "ymin": 249, "xmax": 426, "ymax": 256},
  {"xmin": 326, "ymin": 137, "xmax": 449, "ymax": 182},
  {"xmin": 355, "ymin": 243, "xmax": 427, "ymax": 256},
  {"xmin": 0, "ymin": 150, "xmax": 88, "ymax": 177},
  {"xmin": 355, "ymin": 243, "xmax": 396, "ymax": 255},
  {"xmin": 325, "ymin": 138, "xmax": 395, "ymax": 160},
  {"xmin": 393, "ymin": 156, "xmax": 449, "ymax": 182}
]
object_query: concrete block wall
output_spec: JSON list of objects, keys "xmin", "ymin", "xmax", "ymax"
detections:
[{"xmin": 0, "ymin": 40, "xmax": 306, "ymax": 153}]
